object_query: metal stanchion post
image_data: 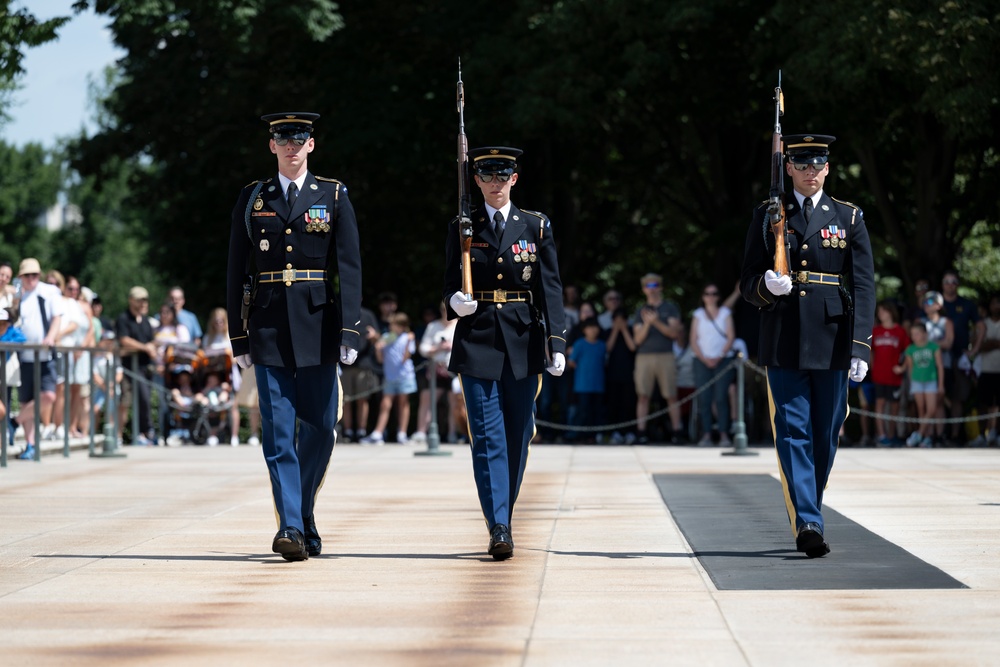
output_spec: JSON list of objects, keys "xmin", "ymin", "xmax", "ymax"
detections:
[
  {"xmin": 62, "ymin": 349, "xmax": 71, "ymax": 458},
  {"xmin": 415, "ymin": 364, "xmax": 451, "ymax": 458},
  {"xmin": 87, "ymin": 350, "xmax": 96, "ymax": 457},
  {"xmin": 32, "ymin": 352, "xmax": 41, "ymax": 461},
  {"xmin": 92, "ymin": 349, "xmax": 125, "ymax": 459},
  {"xmin": 723, "ymin": 354, "xmax": 758, "ymax": 457},
  {"xmin": 131, "ymin": 355, "xmax": 139, "ymax": 445},
  {"xmin": 1, "ymin": 352, "xmax": 7, "ymax": 468}
]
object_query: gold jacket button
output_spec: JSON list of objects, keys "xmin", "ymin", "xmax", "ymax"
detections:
[
  {"xmin": 497, "ymin": 258, "xmax": 503, "ymax": 263},
  {"xmin": 799, "ymin": 290, "xmax": 806, "ymax": 297},
  {"xmin": 497, "ymin": 303, "xmax": 503, "ymax": 309},
  {"xmin": 285, "ymin": 228, "xmax": 291, "ymax": 235},
  {"xmin": 286, "ymin": 263, "xmax": 292, "ymax": 269},
  {"xmin": 801, "ymin": 260, "xmax": 808, "ymax": 266},
  {"xmin": 286, "ymin": 245, "xmax": 293, "ymax": 252},
  {"xmin": 497, "ymin": 274, "xmax": 503, "ymax": 280},
  {"xmin": 802, "ymin": 243, "xmax": 809, "ymax": 250},
  {"xmin": 285, "ymin": 281, "xmax": 292, "ymax": 287}
]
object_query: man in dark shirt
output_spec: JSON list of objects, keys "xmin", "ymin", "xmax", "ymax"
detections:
[
  {"xmin": 941, "ymin": 270, "xmax": 981, "ymax": 443},
  {"xmin": 115, "ymin": 286, "xmax": 157, "ymax": 445}
]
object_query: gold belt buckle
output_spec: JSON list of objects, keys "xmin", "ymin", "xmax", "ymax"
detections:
[
  {"xmin": 796, "ymin": 271, "xmax": 808, "ymax": 284},
  {"xmin": 493, "ymin": 289, "xmax": 507, "ymax": 303},
  {"xmin": 282, "ymin": 268, "xmax": 296, "ymax": 285}
]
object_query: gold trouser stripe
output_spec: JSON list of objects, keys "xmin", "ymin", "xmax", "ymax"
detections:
[
  {"xmin": 766, "ymin": 368, "xmax": 799, "ymax": 537},
  {"xmin": 312, "ymin": 373, "xmax": 344, "ymax": 507}
]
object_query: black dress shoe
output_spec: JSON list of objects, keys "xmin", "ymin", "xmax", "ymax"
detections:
[
  {"xmin": 304, "ymin": 515, "xmax": 322, "ymax": 557},
  {"xmin": 796, "ymin": 522, "xmax": 831, "ymax": 558},
  {"xmin": 488, "ymin": 523, "xmax": 513, "ymax": 561},
  {"xmin": 272, "ymin": 527, "xmax": 308, "ymax": 561}
]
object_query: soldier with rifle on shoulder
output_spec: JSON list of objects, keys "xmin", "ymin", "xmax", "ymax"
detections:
[
  {"xmin": 444, "ymin": 65, "xmax": 567, "ymax": 561},
  {"xmin": 741, "ymin": 76, "xmax": 875, "ymax": 559}
]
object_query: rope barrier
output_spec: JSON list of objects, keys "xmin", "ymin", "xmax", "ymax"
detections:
[
  {"xmin": 741, "ymin": 358, "xmax": 1000, "ymax": 426},
  {"xmin": 535, "ymin": 356, "xmax": 743, "ymax": 433}
]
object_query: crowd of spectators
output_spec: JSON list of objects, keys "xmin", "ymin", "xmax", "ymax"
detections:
[
  {"xmin": 5, "ymin": 255, "xmax": 997, "ymax": 455},
  {"xmin": 0, "ymin": 257, "xmax": 259, "ymax": 458}
]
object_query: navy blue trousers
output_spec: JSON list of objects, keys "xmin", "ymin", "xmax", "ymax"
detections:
[
  {"xmin": 460, "ymin": 362, "xmax": 541, "ymax": 529},
  {"xmin": 766, "ymin": 367, "xmax": 849, "ymax": 535},
  {"xmin": 256, "ymin": 363, "xmax": 340, "ymax": 532}
]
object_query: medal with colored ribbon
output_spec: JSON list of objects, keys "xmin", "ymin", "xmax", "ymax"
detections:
[{"xmin": 305, "ymin": 205, "xmax": 330, "ymax": 232}]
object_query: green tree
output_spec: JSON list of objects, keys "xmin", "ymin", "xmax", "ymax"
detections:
[
  {"xmin": 766, "ymin": 0, "xmax": 1000, "ymax": 295},
  {"xmin": 68, "ymin": 0, "xmax": 1000, "ymax": 320},
  {"xmin": 0, "ymin": 141, "xmax": 62, "ymax": 265}
]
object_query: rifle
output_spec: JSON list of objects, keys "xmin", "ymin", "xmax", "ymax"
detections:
[
  {"xmin": 456, "ymin": 59, "xmax": 474, "ymax": 295},
  {"xmin": 768, "ymin": 71, "xmax": 790, "ymax": 276}
]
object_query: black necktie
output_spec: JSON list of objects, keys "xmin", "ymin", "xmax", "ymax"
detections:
[
  {"xmin": 493, "ymin": 210, "xmax": 504, "ymax": 238},
  {"xmin": 803, "ymin": 196, "xmax": 813, "ymax": 222},
  {"xmin": 287, "ymin": 182, "xmax": 298, "ymax": 208}
]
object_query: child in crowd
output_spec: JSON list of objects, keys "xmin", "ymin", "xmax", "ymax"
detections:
[
  {"xmin": 897, "ymin": 321, "xmax": 944, "ymax": 448},
  {"xmin": 971, "ymin": 295, "xmax": 1000, "ymax": 446},
  {"xmin": 568, "ymin": 318, "xmax": 606, "ymax": 443},
  {"xmin": 169, "ymin": 367, "xmax": 197, "ymax": 408},
  {"xmin": 871, "ymin": 301, "xmax": 909, "ymax": 446},
  {"xmin": 195, "ymin": 373, "xmax": 232, "ymax": 447},
  {"xmin": 0, "ymin": 307, "xmax": 26, "ymax": 425},
  {"xmin": 362, "ymin": 312, "xmax": 416, "ymax": 445},
  {"xmin": 196, "ymin": 373, "xmax": 231, "ymax": 408}
]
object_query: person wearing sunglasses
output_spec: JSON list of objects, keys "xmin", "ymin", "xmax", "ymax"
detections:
[
  {"xmin": 741, "ymin": 133, "xmax": 875, "ymax": 558},
  {"xmin": 226, "ymin": 112, "xmax": 363, "ymax": 562},
  {"xmin": 444, "ymin": 145, "xmax": 567, "ymax": 561}
]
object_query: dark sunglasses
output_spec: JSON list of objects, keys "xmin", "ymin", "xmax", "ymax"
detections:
[
  {"xmin": 644, "ymin": 282, "xmax": 661, "ymax": 289},
  {"xmin": 274, "ymin": 137, "xmax": 307, "ymax": 147},
  {"xmin": 790, "ymin": 163, "xmax": 825, "ymax": 172},
  {"xmin": 477, "ymin": 172, "xmax": 512, "ymax": 183}
]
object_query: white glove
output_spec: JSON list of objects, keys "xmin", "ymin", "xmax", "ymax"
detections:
[
  {"xmin": 449, "ymin": 292, "xmax": 478, "ymax": 317},
  {"xmin": 340, "ymin": 345, "xmax": 358, "ymax": 365},
  {"xmin": 235, "ymin": 354, "xmax": 252, "ymax": 370},
  {"xmin": 546, "ymin": 352, "xmax": 566, "ymax": 377},
  {"xmin": 764, "ymin": 269, "xmax": 792, "ymax": 296},
  {"xmin": 849, "ymin": 357, "xmax": 869, "ymax": 383}
]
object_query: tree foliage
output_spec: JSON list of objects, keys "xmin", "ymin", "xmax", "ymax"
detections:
[{"xmin": 57, "ymin": 0, "xmax": 1000, "ymax": 322}]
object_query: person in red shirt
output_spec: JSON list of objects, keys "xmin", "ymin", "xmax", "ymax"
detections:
[{"xmin": 871, "ymin": 301, "xmax": 910, "ymax": 446}]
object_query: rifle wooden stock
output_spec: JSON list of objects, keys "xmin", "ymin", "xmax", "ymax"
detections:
[
  {"xmin": 457, "ymin": 61, "xmax": 473, "ymax": 295},
  {"xmin": 769, "ymin": 72, "xmax": 789, "ymax": 276},
  {"xmin": 770, "ymin": 134, "xmax": 789, "ymax": 276}
]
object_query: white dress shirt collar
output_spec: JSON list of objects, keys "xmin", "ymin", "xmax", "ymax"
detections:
[
  {"xmin": 483, "ymin": 202, "xmax": 513, "ymax": 226},
  {"xmin": 277, "ymin": 172, "xmax": 307, "ymax": 198},
  {"xmin": 794, "ymin": 190, "xmax": 823, "ymax": 212}
]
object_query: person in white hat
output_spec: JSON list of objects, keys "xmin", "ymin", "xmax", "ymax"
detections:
[{"xmin": 12, "ymin": 258, "xmax": 64, "ymax": 460}]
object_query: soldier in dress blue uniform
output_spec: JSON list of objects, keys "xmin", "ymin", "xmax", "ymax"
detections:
[
  {"xmin": 444, "ymin": 146, "xmax": 567, "ymax": 560},
  {"xmin": 226, "ymin": 112, "xmax": 362, "ymax": 561},
  {"xmin": 740, "ymin": 134, "xmax": 875, "ymax": 558}
]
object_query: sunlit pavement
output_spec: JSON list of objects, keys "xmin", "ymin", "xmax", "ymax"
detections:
[{"xmin": 2, "ymin": 441, "xmax": 999, "ymax": 666}]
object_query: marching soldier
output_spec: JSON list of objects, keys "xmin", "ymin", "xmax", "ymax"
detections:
[
  {"xmin": 444, "ymin": 146, "xmax": 567, "ymax": 560},
  {"xmin": 741, "ymin": 134, "xmax": 875, "ymax": 558},
  {"xmin": 227, "ymin": 112, "xmax": 362, "ymax": 561}
]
